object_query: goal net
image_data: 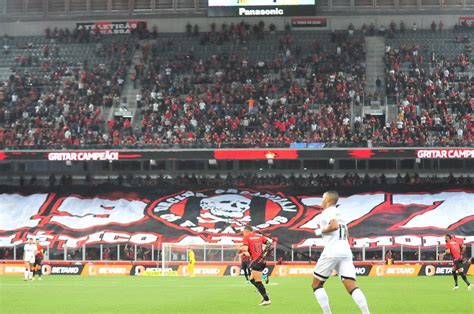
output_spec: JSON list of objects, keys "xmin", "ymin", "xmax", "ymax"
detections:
[
  {"xmin": 161, "ymin": 243, "xmax": 240, "ymax": 274},
  {"xmin": 161, "ymin": 242, "xmax": 277, "ymax": 276}
]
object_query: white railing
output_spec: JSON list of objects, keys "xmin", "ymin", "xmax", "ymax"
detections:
[
  {"xmin": 0, "ymin": 243, "xmax": 472, "ymax": 263},
  {"xmin": 290, "ymin": 244, "xmax": 473, "ymax": 262}
]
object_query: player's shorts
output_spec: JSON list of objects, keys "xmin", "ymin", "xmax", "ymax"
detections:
[
  {"xmin": 313, "ymin": 255, "xmax": 356, "ymax": 281},
  {"xmin": 453, "ymin": 259, "xmax": 464, "ymax": 271},
  {"xmin": 34, "ymin": 257, "xmax": 43, "ymax": 266},
  {"xmin": 250, "ymin": 261, "xmax": 266, "ymax": 272},
  {"xmin": 241, "ymin": 260, "xmax": 250, "ymax": 269},
  {"xmin": 24, "ymin": 256, "xmax": 35, "ymax": 264}
]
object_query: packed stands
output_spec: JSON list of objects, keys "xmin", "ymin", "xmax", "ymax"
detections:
[
  {"xmin": 1, "ymin": 24, "xmax": 473, "ymax": 149},
  {"xmin": 384, "ymin": 28, "xmax": 474, "ymax": 147},
  {"xmin": 0, "ymin": 28, "xmax": 136, "ymax": 148},
  {"xmin": 136, "ymin": 26, "xmax": 366, "ymax": 148}
]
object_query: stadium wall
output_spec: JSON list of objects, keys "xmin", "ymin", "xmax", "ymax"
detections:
[{"xmin": 0, "ymin": 14, "xmax": 469, "ymax": 35}]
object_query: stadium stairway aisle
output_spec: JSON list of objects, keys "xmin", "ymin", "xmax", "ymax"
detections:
[
  {"xmin": 364, "ymin": 36, "xmax": 386, "ymax": 95},
  {"xmin": 105, "ymin": 42, "xmax": 144, "ymax": 124}
]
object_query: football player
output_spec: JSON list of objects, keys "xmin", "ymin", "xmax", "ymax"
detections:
[
  {"xmin": 241, "ymin": 225, "xmax": 273, "ymax": 306},
  {"xmin": 23, "ymin": 238, "xmax": 37, "ymax": 281},
  {"xmin": 444, "ymin": 234, "xmax": 471, "ymax": 291},
  {"xmin": 237, "ymin": 248, "xmax": 251, "ymax": 283},
  {"xmin": 312, "ymin": 191, "xmax": 370, "ymax": 314},
  {"xmin": 187, "ymin": 248, "xmax": 195, "ymax": 277},
  {"xmin": 33, "ymin": 239, "xmax": 44, "ymax": 281}
]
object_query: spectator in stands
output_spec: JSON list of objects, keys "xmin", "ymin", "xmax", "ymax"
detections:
[{"xmin": 399, "ymin": 21, "xmax": 406, "ymax": 33}]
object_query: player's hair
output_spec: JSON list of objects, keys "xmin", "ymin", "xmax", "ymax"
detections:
[
  {"xmin": 243, "ymin": 225, "xmax": 253, "ymax": 232},
  {"xmin": 325, "ymin": 190, "xmax": 339, "ymax": 204},
  {"xmin": 445, "ymin": 234, "xmax": 452, "ymax": 239}
]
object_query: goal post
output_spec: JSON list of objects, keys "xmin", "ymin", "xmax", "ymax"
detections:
[
  {"xmin": 161, "ymin": 243, "xmax": 240, "ymax": 275},
  {"xmin": 161, "ymin": 242, "xmax": 277, "ymax": 276}
]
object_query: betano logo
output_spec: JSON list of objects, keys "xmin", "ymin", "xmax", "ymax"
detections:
[
  {"xmin": 51, "ymin": 266, "xmax": 80, "ymax": 274},
  {"xmin": 1, "ymin": 266, "xmax": 25, "ymax": 274},
  {"xmin": 372, "ymin": 265, "xmax": 420, "ymax": 277},
  {"xmin": 424, "ymin": 265, "xmax": 453, "ymax": 276},
  {"xmin": 98, "ymin": 267, "xmax": 128, "ymax": 274}
]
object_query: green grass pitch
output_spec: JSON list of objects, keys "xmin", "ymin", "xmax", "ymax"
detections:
[{"xmin": 0, "ymin": 276, "xmax": 472, "ymax": 313}]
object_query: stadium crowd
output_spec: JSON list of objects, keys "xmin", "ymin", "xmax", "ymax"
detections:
[
  {"xmin": 132, "ymin": 28, "xmax": 366, "ymax": 148},
  {"xmin": 0, "ymin": 24, "xmax": 473, "ymax": 148},
  {"xmin": 384, "ymin": 44, "xmax": 473, "ymax": 147},
  {"xmin": 0, "ymin": 32, "xmax": 133, "ymax": 148}
]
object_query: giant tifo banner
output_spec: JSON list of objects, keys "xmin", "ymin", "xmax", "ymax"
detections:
[{"xmin": 0, "ymin": 187, "xmax": 473, "ymax": 249}]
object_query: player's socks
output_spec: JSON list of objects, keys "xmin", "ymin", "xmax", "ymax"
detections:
[
  {"xmin": 24, "ymin": 270, "xmax": 28, "ymax": 281},
  {"xmin": 250, "ymin": 279, "xmax": 258, "ymax": 292},
  {"xmin": 254, "ymin": 281, "xmax": 270, "ymax": 301},
  {"xmin": 460, "ymin": 273, "xmax": 470, "ymax": 286},
  {"xmin": 453, "ymin": 272, "xmax": 459, "ymax": 286},
  {"xmin": 29, "ymin": 271, "xmax": 33, "ymax": 280},
  {"xmin": 313, "ymin": 287, "xmax": 332, "ymax": 314},
  {"xmin": 38, "ymin": 267, "xmax": 42, "ymax": 278},
  {"xmin": 32, "ymin": 269, "xmax": 36, "ymax": 277},
  {"xmin": 351, "ymin": 288, "xmax": 370, "ymax": 314}
]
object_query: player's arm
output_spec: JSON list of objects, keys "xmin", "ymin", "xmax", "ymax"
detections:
[
  {"xmin": 444, "ymin": 242, "xmax": 451, "ymax": 255},
  {"xmin": 315, "ymin": 219, "xmax": 339, "ymax": 236},
  {"xmin": 322, "ymin": 219, "xmax": 339, "ymax": 234},
  {"xmin": 240, "ymin": 245, "xmax": 250, "ymax": 260},
  {"xmin": 261, "ymin": 236, "xmax": 273, "ymax": 257}
]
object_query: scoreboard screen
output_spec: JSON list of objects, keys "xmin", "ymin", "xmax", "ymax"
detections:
[{"xmin": 208, "ymin": 0, "xmax": 316, "ymax": 17}]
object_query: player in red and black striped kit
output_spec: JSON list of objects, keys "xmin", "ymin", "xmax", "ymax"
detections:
[
  {"xmin": 238, "ymin": 248, "xmax": 252, "ymax": 283},
  {"xmin": 444, "ymin": 234, "xmax": 471, "ymax": 291},
  {"xmin": 33, "ymin": 239, "xmax": 44, "ymax": 281},
  {"xmin": 241, "ymin": 225, "xmax": 273, "ymax": 306}
]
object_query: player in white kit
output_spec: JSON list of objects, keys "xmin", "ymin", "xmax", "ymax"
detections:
[
  {"xmin": 23, "ymin": 238, "xmax": 37, "ymax": 281},
  {"xmin": 312, "ymin": 191, "xmax": 370, "ymax": 314}
]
